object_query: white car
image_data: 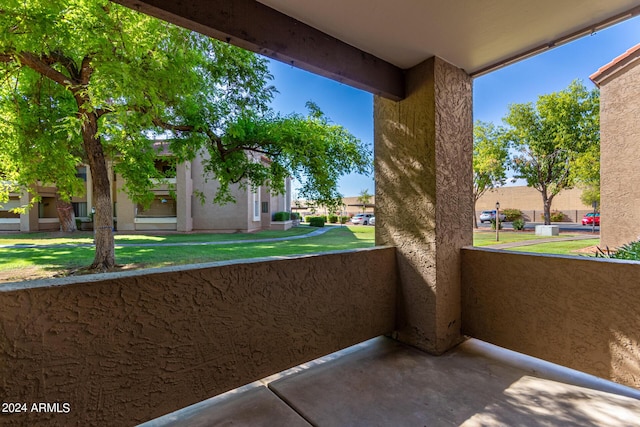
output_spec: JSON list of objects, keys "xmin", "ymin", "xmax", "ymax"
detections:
[
  {"xmin": 368, "ymin": 216, "xmax": 375, "ymax": 226},
  {"xmin": 479, "ymin": 210, "xmax": 506, "ymax": 223},
  {"xmin": 351, "ymin": 213, "xmax": 374, "ymax": 225}
]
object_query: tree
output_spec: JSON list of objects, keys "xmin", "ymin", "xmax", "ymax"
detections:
[
  {"xmin": 0, "ymin": 0, "xmax": 371, "ymax": 271},
  {"xmin": 472, "ymin": 120, "xmax": 509, "ymax": 228},
  {"xmin": 357, "ymin": 189, "xmax": 372, "ymax": 213},
  {"xmin": 504, "ymin": 80, "xmax": 599, "ymax": 224},
  {"xmin": 572, "ymin": 132, "xmax": 601, "ymax": 208}
]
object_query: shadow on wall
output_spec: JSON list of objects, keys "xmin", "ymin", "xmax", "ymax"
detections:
[{"xmin": 373, "ymin": 57, "xmax": 473, "ymax": 354}]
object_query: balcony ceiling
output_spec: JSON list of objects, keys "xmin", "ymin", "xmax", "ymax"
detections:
[
  {"xmin": 114, "ymin": 0, "xmax": 640, "ymax": 99},
  {"xmin": 259, "ymin": 0, "xmax": 639, "ymax": 74}
]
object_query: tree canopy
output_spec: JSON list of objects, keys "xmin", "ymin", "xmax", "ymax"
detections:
[
  {"xmin": 503, "ymin": 80, "xmax": 599, "ymax": 224},
  {"xmin": 472, "ymin": 120, "xmax": 509, "ymax": 228},
  {"xmin": 0, "ymin": 0, "xmax": 371, "ymax": 270}
]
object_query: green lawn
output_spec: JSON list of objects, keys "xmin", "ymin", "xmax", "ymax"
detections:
[
  {"xmin": 0, "ymin": 226, "xmax": 317, "ymax": 246},
  {"xmin": 0, "ymin": 226, "xmax": 601, "ymax": 283},
  {"xmin": 473, "ymin": 231, "xmax": 573, "ymax": 246},
  {"xmin": 506, "ymin": 238, "xmax": 600, "ymax": 255},
  {"xmin": 0, "ymin": 225, "xmax": 375, "ymax": 283}
]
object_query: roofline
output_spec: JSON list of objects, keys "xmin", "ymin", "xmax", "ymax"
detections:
[{"xmin": 590, "ymin": 43, "xmax": 640, "ymax": 87}]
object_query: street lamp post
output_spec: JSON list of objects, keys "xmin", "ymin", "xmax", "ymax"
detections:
[{"xmin": 495, "ymin": 201, "xmax": 500, "ymax": 242}]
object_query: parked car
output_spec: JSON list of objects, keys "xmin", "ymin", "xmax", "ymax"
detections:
[
  {"xmin": 582, "ymin": 212, "xmax": 600, "ymax": 226},
  {"xmin": 368, "ymin": 216, "xmax": 376, "ymax": 226},
  {"xmin": 351, "ymin": 213, "xmax": 374, "ymax": 225},
  {"xmin": 479, "ymin": 210, "xmax": 507, "ymax": 223}
]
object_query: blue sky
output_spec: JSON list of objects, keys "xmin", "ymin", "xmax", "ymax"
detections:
[{"xmin": 267, "ymin": 16, "xmax": 640, "ymax": 198}]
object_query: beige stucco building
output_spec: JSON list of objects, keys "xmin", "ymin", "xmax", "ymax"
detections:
[
  {"xmin": 0, "ymin": 152, "xmax": 291, "ymax": 233},
  {"xmin": 591, "ymin": 43, "xmax": 640, "ymax": 248}
]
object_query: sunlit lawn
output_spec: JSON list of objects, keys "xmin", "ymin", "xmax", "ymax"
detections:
[
  {"xmin": 0, "ymin": 226, "xmax": 318, "ymax": 246},
  {"xmin": 0, "ymin": 226, "xmax": 601, "ymax": 283},
  {"xmin": 474, "ymin": 230, "xmax": 600, "ymax": 256},
  {"xmin": 473, "ymin": 231, "xmax": 573, "ymax": 246},
  {"xmin": 506, "ymin": 238, "xmax": 600, "ymax": 255},
  {"xmin": 0, "ymin": 225, "xmax": 375, "ymax": 283}
]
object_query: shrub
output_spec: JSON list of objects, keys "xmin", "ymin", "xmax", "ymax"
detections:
[
  {"xmin": 512, "ymin": 218, "xmax": 525, "ymax": 231},
  {"xmin": 273, "ymin": 211, "xmax": 291, "ymax": 221},
  {"xmin": 490, "ymin": 218, "xmax": 503, "ymax": 230},
  {"xmin": 328, "ymin": 214, "xmax": 338, "ymax": 223},
  {"xmin": 502, "ymin": 208, "xmax": 523, "ymax": 222},
  {"xmin": 290, "ymin": 212, "xmax": 300, "ymax": 220},
  {"xmin": 308, "ymin": 216, "xmax": 326, "ymax": 227},
  {"xmin": 340, "ymin": 216, "xmax": 349, "ymax": 224},
  {"xmin": 541, "ymin": 210, "xmax": 566, "ymax": 222},
  {"xmin": 596, "ymin": 240, "xmax": 640, "ymax": 261}
]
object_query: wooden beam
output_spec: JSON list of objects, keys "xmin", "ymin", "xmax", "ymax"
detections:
[{"xmin": 112, "ymin": 0, "xmax": 405, "ymax": 100}]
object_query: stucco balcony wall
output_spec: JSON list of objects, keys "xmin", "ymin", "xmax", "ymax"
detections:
[
  {"xmin": 0, "ymin": 247, "xmax": 396, "ymax": 427},
  {"xmin": 461, "ymin": 247, "xmax": 640, "ymax": 389}
]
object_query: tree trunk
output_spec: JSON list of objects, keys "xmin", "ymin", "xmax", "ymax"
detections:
[
  {"xmin": 80, "ymin": 111, "xmax": 115, "ymax": 270},
  {"xmin": 542, "ymin": 191, "xmax": 551, "ymax": 225},
  {"xmin": 55, "ymin": 194, "xmax": 77, "ymax": 232}
]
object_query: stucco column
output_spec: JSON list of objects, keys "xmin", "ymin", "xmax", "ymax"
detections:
[
  {"xmin": 176, "ymin": 162, "xmax": 193, "ymax": 232},
  {"xmin": 375, "ymin": 57, "xmax": 473, "ymax": 354},
  {"xmin": 19, "ymin": 192, "xmax": 38, "ymax": 232}
]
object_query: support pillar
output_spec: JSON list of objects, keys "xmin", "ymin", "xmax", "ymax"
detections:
[
  {"xmin": 374, "ymin": 57, "xmax": 473, "ymax": 354},
  {"xmin": 19, "ymin": 192, "xmax": 38, "ymax": 232},
  {"xmin": 176, "ymin": 162, "xmax": 193, "ymax": 232}
]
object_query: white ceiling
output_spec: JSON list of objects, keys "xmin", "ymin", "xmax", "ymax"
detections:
[{"xmin": 258, "ymin": 0, "xmax": 640, "ymax": 74}]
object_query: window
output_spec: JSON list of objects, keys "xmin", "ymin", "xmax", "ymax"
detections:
[
  {"xmin": 0, "ymin": 197, "xmax": 20, "ymax": 219},
  {"xmin": 261, "ymin": 201, "xmax": 269, "ymax": 214},
  {"xmin": 154, "ymin": 159, "xmax": 176, "ymax": 178},
  {"xmin": 137, "ymin": 197, "xmax": 177, "ymax": 217},
  {"xmin": 72, "ymin": 202, "xmax": 88, "ymax": 217},
  {"xmin": 76, "ymin": 166, "xmax": 87, "ymax": 182}
]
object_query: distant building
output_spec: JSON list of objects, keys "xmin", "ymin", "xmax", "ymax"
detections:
[
  {"xmin": 0, "ymin": 147, "xmax": 291, "ymax": 233},
  {"xmin": 476, "ymin": 186, "xmax": 592, "ymax": 223},
  {"xmin": 590, "ymin": 43, "xmax": 640, "ymax": 248}
]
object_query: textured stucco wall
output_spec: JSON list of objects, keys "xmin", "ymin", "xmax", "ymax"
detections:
[
  {"xmin": 375, "ymin": 57, "xmax": 473, "ymax": 354},
  {"xmin": 462, "ymin": 248, "xmax": 640, "ymax": 388},
  {"xmin": 0, "ymin": 248, "xmax": 397, "ymax": 426},
  {"xmin": 599, "ymin": 60, "xmax": 640, "ymax": 248}
]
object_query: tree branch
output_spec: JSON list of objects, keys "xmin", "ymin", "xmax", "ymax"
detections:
[
  {"xmin": 48, "ymin": 51, "xmax": 79, "ymax": 80},
  {"xmin": 79, "ymin": 55, "xmax": 92, "ymax": 85},
  {"xmin": 13, "ymin": 52, "xmax": 76, "ymax": 88},
  {"xmin": 151, "ymin": 117, "xmax": 195, "ymax": 133}
]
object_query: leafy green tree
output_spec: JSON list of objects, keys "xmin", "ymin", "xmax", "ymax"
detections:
[
  {"xmin": 573, "ymin": 137, "xmax": 600, "ymax": 208},
  {"xmin": 504, "ymin": 80, "xmax": 599, "ymax": 224},
  {"xmin": 357, "ymin": 189, "xmax": 372, "ymax": 213},
  {"xmin": 473, "ymin": 120, "xmax": 509, "ymax": 228},
  {"xmin": 0, "ymin": 0, "xmax": 370, "ymax": 271}
]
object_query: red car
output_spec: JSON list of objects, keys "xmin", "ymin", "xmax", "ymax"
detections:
[{"xmin": 582, "ymin": 212, "xmax": 600, "ymax": 226}]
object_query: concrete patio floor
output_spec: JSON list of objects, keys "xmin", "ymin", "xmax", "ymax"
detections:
[{"xmin": 140, "ymin": 337, "xmax": 640, "ymax": 426}]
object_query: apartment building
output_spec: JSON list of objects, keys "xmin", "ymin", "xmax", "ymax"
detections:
[{"xmin": 0, "ymin": 150, "xmax": 291, "ymax": 233}]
